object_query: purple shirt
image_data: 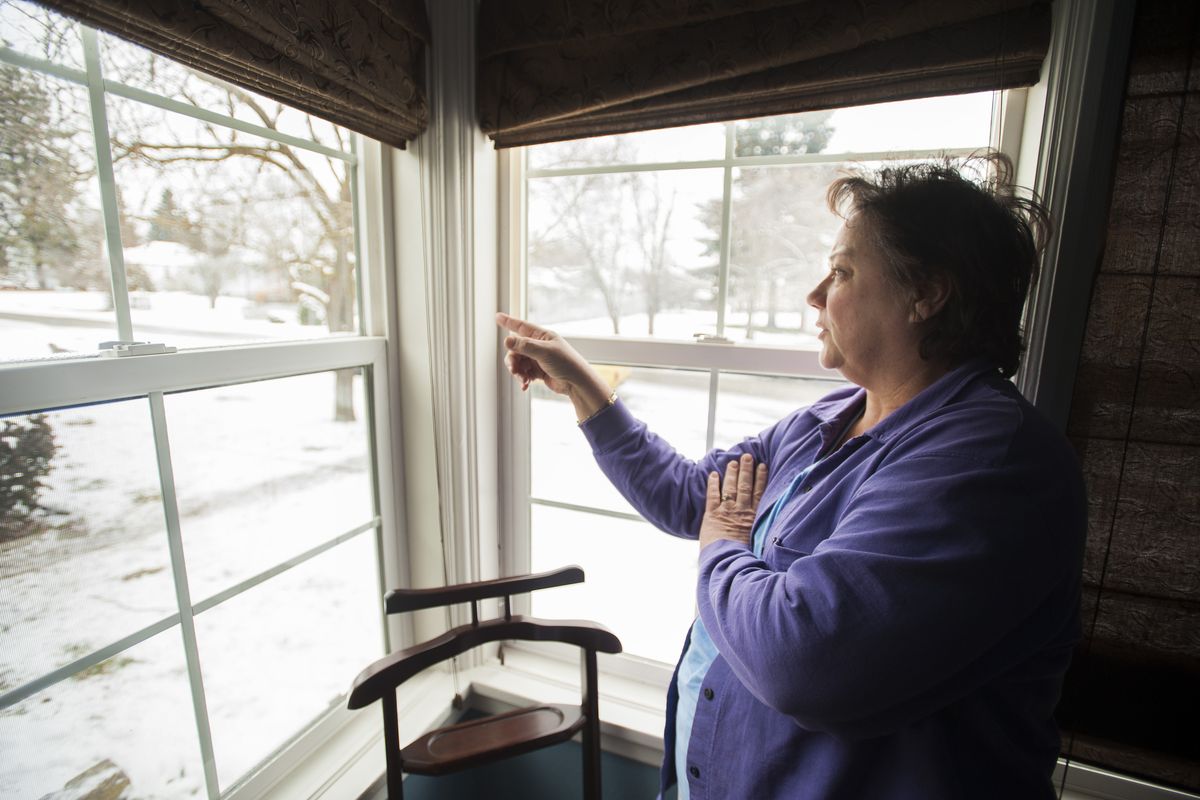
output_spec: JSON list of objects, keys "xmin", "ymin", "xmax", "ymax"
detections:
[{"xmin": 581, "ymin": 359, "xmax": 1085, "ymax": 800}]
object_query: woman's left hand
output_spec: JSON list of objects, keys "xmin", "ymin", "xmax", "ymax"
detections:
[{"xmin": 699, "ymin": 453, "xmax": 768, "ymax": 551}]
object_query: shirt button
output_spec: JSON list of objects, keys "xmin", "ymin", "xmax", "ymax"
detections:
[
  {"xmin": 689, "ymin": 766, "xmax": 700, "ymax": 778},
  {"xmin": 703, "ymin": 687, "xmax": 714, "ymax": 701}
]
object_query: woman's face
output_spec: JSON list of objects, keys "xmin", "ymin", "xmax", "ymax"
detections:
[{"xmin": 806, "ymin": 217, "xmax": 919, "ymax": 387}]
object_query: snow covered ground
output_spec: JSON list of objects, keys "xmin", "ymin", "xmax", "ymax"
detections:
[
  {"xmin": 1, "ymin": 363, "xmax": 383, "ymax": 798},
  {"xmin": 0, "ymin": 289, "xmax": 337, "ymax": 362}
]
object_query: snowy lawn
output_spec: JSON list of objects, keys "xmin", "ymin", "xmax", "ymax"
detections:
[{"xmin": 1, "ymin": 370, "xmax": 383, "ymax": 798}]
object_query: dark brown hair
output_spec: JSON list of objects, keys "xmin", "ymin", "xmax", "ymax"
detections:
[{"xmin": 826, "ymin": 153, "xmax": 1052, "ymax": 378}]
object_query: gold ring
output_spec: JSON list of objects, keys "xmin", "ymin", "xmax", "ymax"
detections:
[{"xmin": 721, "ymin": 493, "xmax": 734, "ymax": 502}]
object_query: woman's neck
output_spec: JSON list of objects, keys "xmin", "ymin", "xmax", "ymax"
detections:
[{"xmin": 854, "ymin": 359, "xmax": 953, "ymax": 436}]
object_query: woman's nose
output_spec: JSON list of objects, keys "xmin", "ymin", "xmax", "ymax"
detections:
[{"xmin": 807, "ymin": 279, "xmax": 827, "ymax": 310}]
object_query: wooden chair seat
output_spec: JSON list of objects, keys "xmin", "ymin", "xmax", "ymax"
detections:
[{"xmin": 401, "ymin": 703, "xmax": 584, "ymax": 775}]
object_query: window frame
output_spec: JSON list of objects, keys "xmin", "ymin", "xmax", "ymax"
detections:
[
  {"xmin": 499, "ymin": 93, "xmax": 1024, "ymax": 689},
  {"xmin": 0, "ymin": 15, "xmax": 408, "ymax": 799}
]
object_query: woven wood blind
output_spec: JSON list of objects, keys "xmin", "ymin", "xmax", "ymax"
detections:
[
  {"xmin": 478, "ymin": 0, "xmax": 1053, "ymax": 148},
  {"xmin": 1060, "ymin": 0, "xmax": 1200, "ymax": 791},
  {"xmin": 39, "ymin": 0, "xmax": 430, "ymax": 148}
]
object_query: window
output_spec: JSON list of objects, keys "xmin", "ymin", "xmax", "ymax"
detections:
[
  {"xmin": 0, "ymin": 3, "xmax": 398, "ymax": 797},
  {"xmin": 506, "ymin": 91, "xmax": 1012, "ymax": 675}
]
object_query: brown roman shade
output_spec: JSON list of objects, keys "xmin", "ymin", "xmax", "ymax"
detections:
[
  {"xmin": 1058, "ymin": 0, "xmax": 1200, "ymax": 791},
  {"xmin": 477, "ymin": 0, "xmax": 1053, "ymax": 148},
  {"xmin": 38, "ymin": 0, "xmax": 430, "ymax": 148}
]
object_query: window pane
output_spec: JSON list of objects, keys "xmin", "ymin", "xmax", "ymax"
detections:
[
  {"xmin": 0, "ymin": 629, "xmax": 205, "ymax": 798},
  {"xmin": 98, "ymin": 32, "xmax": 344, "ymax": 146},
  {"xmin": 528, "ymin": 168, "xmax": 722, "ymax": 340},
  {"xmin": 714, "ymin": 372, "xmax": 848, "ymax": 448},
  {"xmin": 734, "ymin": 92, "xmax": 995, "ymax": 157},
  {"xmin": 1, "ymin": 402, "xmax": 175, "ymax": 690},
  {"xmin": 196, "ymin": 533, "xmax": 383, "ymax": 790},
  {"xmin": 723, "ymin": 163, "xmax": 843, "ymax": 346},
  {"xmin": 528, "ymin": 124, "xmax": 726, "ymax": 171},
  {"xmin": 0, "ymin": 0, "xmax": 84, "ymax": 69},
  {"xmin": 106, "ymin": 96, "xmax": 357, "ymax": 347},
  {"xmin": 532, "ymin": 505, "xmax": 696, "ymax": 664},
  {"xmin": 0, "ymin": 66, "xmax": 115, "ymax": 360},
  {"xmin": 164, "ymin": 370, "xmax": 374, "ymax": 601},
  {"xmin": 532, "ymin": 366, "xmax": 710, "ymax": 514}
]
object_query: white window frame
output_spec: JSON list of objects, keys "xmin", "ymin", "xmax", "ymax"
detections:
[
  {"xmin": 0, "ymin": 18, "xmax": 416, "ymax": 800},
  {"xmin": 498, "ymin": 97, "xmax": 1022, "ymax": 690}
]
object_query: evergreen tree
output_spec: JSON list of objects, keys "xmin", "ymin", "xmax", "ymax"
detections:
[
  {"xmin": 148, "ymin": 188, "xmax": 194, "ymax": 245},
  {"xmin": 0, "ymin": 63, "xmax": 81, "ymax": 288},
  {"xmin": 0, "ymin": 414, "xmax": 58, "ymax": 542}
]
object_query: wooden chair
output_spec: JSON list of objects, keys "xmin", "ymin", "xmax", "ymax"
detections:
[{"xmin": 347, "ymin": 566, "xmax": 623, "ymax": 799}]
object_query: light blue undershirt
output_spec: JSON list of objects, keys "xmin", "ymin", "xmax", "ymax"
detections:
[{"xmin": 674, "ymin": 463, "xmax": 816, "ymax": 799}]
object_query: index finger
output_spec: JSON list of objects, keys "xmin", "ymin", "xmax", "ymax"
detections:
[
  {"xmin": 704, "ymin": 471, "xmax": 721, "ymax": 513},
  {"xmin": 496, "ymin": 312, "xmax": 550, "ymax": 339}
]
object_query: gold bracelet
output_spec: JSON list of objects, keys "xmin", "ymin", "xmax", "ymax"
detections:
[{"xmin": 577, "ymin": 391, "xmax": 618, "ymax": 425}]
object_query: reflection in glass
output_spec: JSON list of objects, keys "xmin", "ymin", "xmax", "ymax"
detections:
[
  {"xmin": 0, "ymin": 401, "xmax": 175, "ymax": 691},
  {"xmin": 106, "ymin": 95, "xmax": 357, "ymax": 348},
  {"xmin": 724, "ymin": 163, "xmax": 843, "ymax": 345},
  {"xmin": 0, "ymin": 66, "xmax": 114, "ymax": 361},
  {"xmin": 196, "ymin": 534, "xmax": 383, "ymax": 790},
  {"xmin": 532, "ymin": 365, "xmax": 710, "ymax": 514},
  {"xmin": 527, "ymin": 168, "xmax": 722, "ymax": 339},
  {"xmin": 713, "ymin": 372, "xmax": 848, "ymax": 449},
  {"xmin": 98, "ymin": 31, "xmax": 344, "ymax": 146},
  {"xmin": 165, "ymin": 370, "xmax": 374, "ymax": 601},
  {"xmin": 528, "ymin": 123, "xmax": 725, "ymax": 171},
  {"xmin": 0, "ymin": 629, "xmax": 204, "ymax": 798},
  {"xmin": 532, "ymin": 505, "xmax": 696, "ymax": 665},
  {"xmin": 0, "ymin": 0, "xmax": 84, "ymax": 69}
]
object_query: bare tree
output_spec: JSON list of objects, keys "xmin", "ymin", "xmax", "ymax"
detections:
[
  {"xmin": 528, "ymin": 139, "xmax": 698, "ymax": 336},
  {"xmin": 628, "ymin": 172, "xmax": 676, "ymax": 336},
  {"xmin": 108, "ymin": 65, "xmax": 358, "ymax": 420}
]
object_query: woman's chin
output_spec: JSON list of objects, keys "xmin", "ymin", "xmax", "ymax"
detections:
[{"xmin": 817, "ymin": 346, "xmax": 840, "ymax": 372}]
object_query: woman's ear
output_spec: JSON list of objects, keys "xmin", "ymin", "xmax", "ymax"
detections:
[{"xmin": 911, "ymin": 278, "xmax": 950, "ymax": 323}]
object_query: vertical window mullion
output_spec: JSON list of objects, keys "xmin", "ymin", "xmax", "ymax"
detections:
[
  {"xmin": 714, "ymin": 122, "xmax": 737, "ymax": 337},
  {"xmin": 705, "ymin": 369, "xmax": 720, "ymax": 452},
  {"xmin": 79, "ymin": 27, "xmax": 133, "ymax": 344},
  {"xmin": 350, "ymin": 136, "xmax": 367, "ymax": 337},
  {"xmin": 148, "ymin": 391, "xmax": 220, "ymax": 800}
]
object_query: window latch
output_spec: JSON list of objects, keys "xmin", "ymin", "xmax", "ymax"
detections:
[{"xmin": 99, "ymin": 341, "xmax": 178, "ymax": 358}]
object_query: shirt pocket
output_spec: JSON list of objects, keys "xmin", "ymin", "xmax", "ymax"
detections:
[{"xmin": 765, "ymin": 538, "xmax": 811, "ymax": 571}]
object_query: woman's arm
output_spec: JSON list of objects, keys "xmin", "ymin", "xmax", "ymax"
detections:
[
  {"xmin": 696, "ymin": 423, "xmax": 1085, "ymax": 738},
  {"xmin": 496, "ymin": 312, "xmax": 612, "ymax": 421},
  {"xmin": 498, "ymin": 312, "xmax": 774, "ymax": 538}
]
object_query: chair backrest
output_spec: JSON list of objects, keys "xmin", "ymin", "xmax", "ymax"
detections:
[
  {"xmin": 348, "ymin": 565, "xmax": 622, "ymax": 709},
  {"xmin": 345, "ymin": 566, "xmax": 622, "ymax": 800}
]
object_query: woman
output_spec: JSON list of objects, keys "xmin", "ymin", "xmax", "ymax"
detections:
[{"xmin": 498, "ymin": 155, "xmax": 1085, "ymax": 799}]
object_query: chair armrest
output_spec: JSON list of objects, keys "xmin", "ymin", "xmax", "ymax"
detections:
[{"xmin": 347, "ymin": 615, "xmax": 622, "ymax": 709}]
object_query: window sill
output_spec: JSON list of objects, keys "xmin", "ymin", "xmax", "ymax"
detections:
[
  {"xmin": 468, "ymin": 647, "xmax": 667, "ymax": 767},
  {"xmin": 240, "ymin": 669, "xmax": 456, "ymax": 800}
]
